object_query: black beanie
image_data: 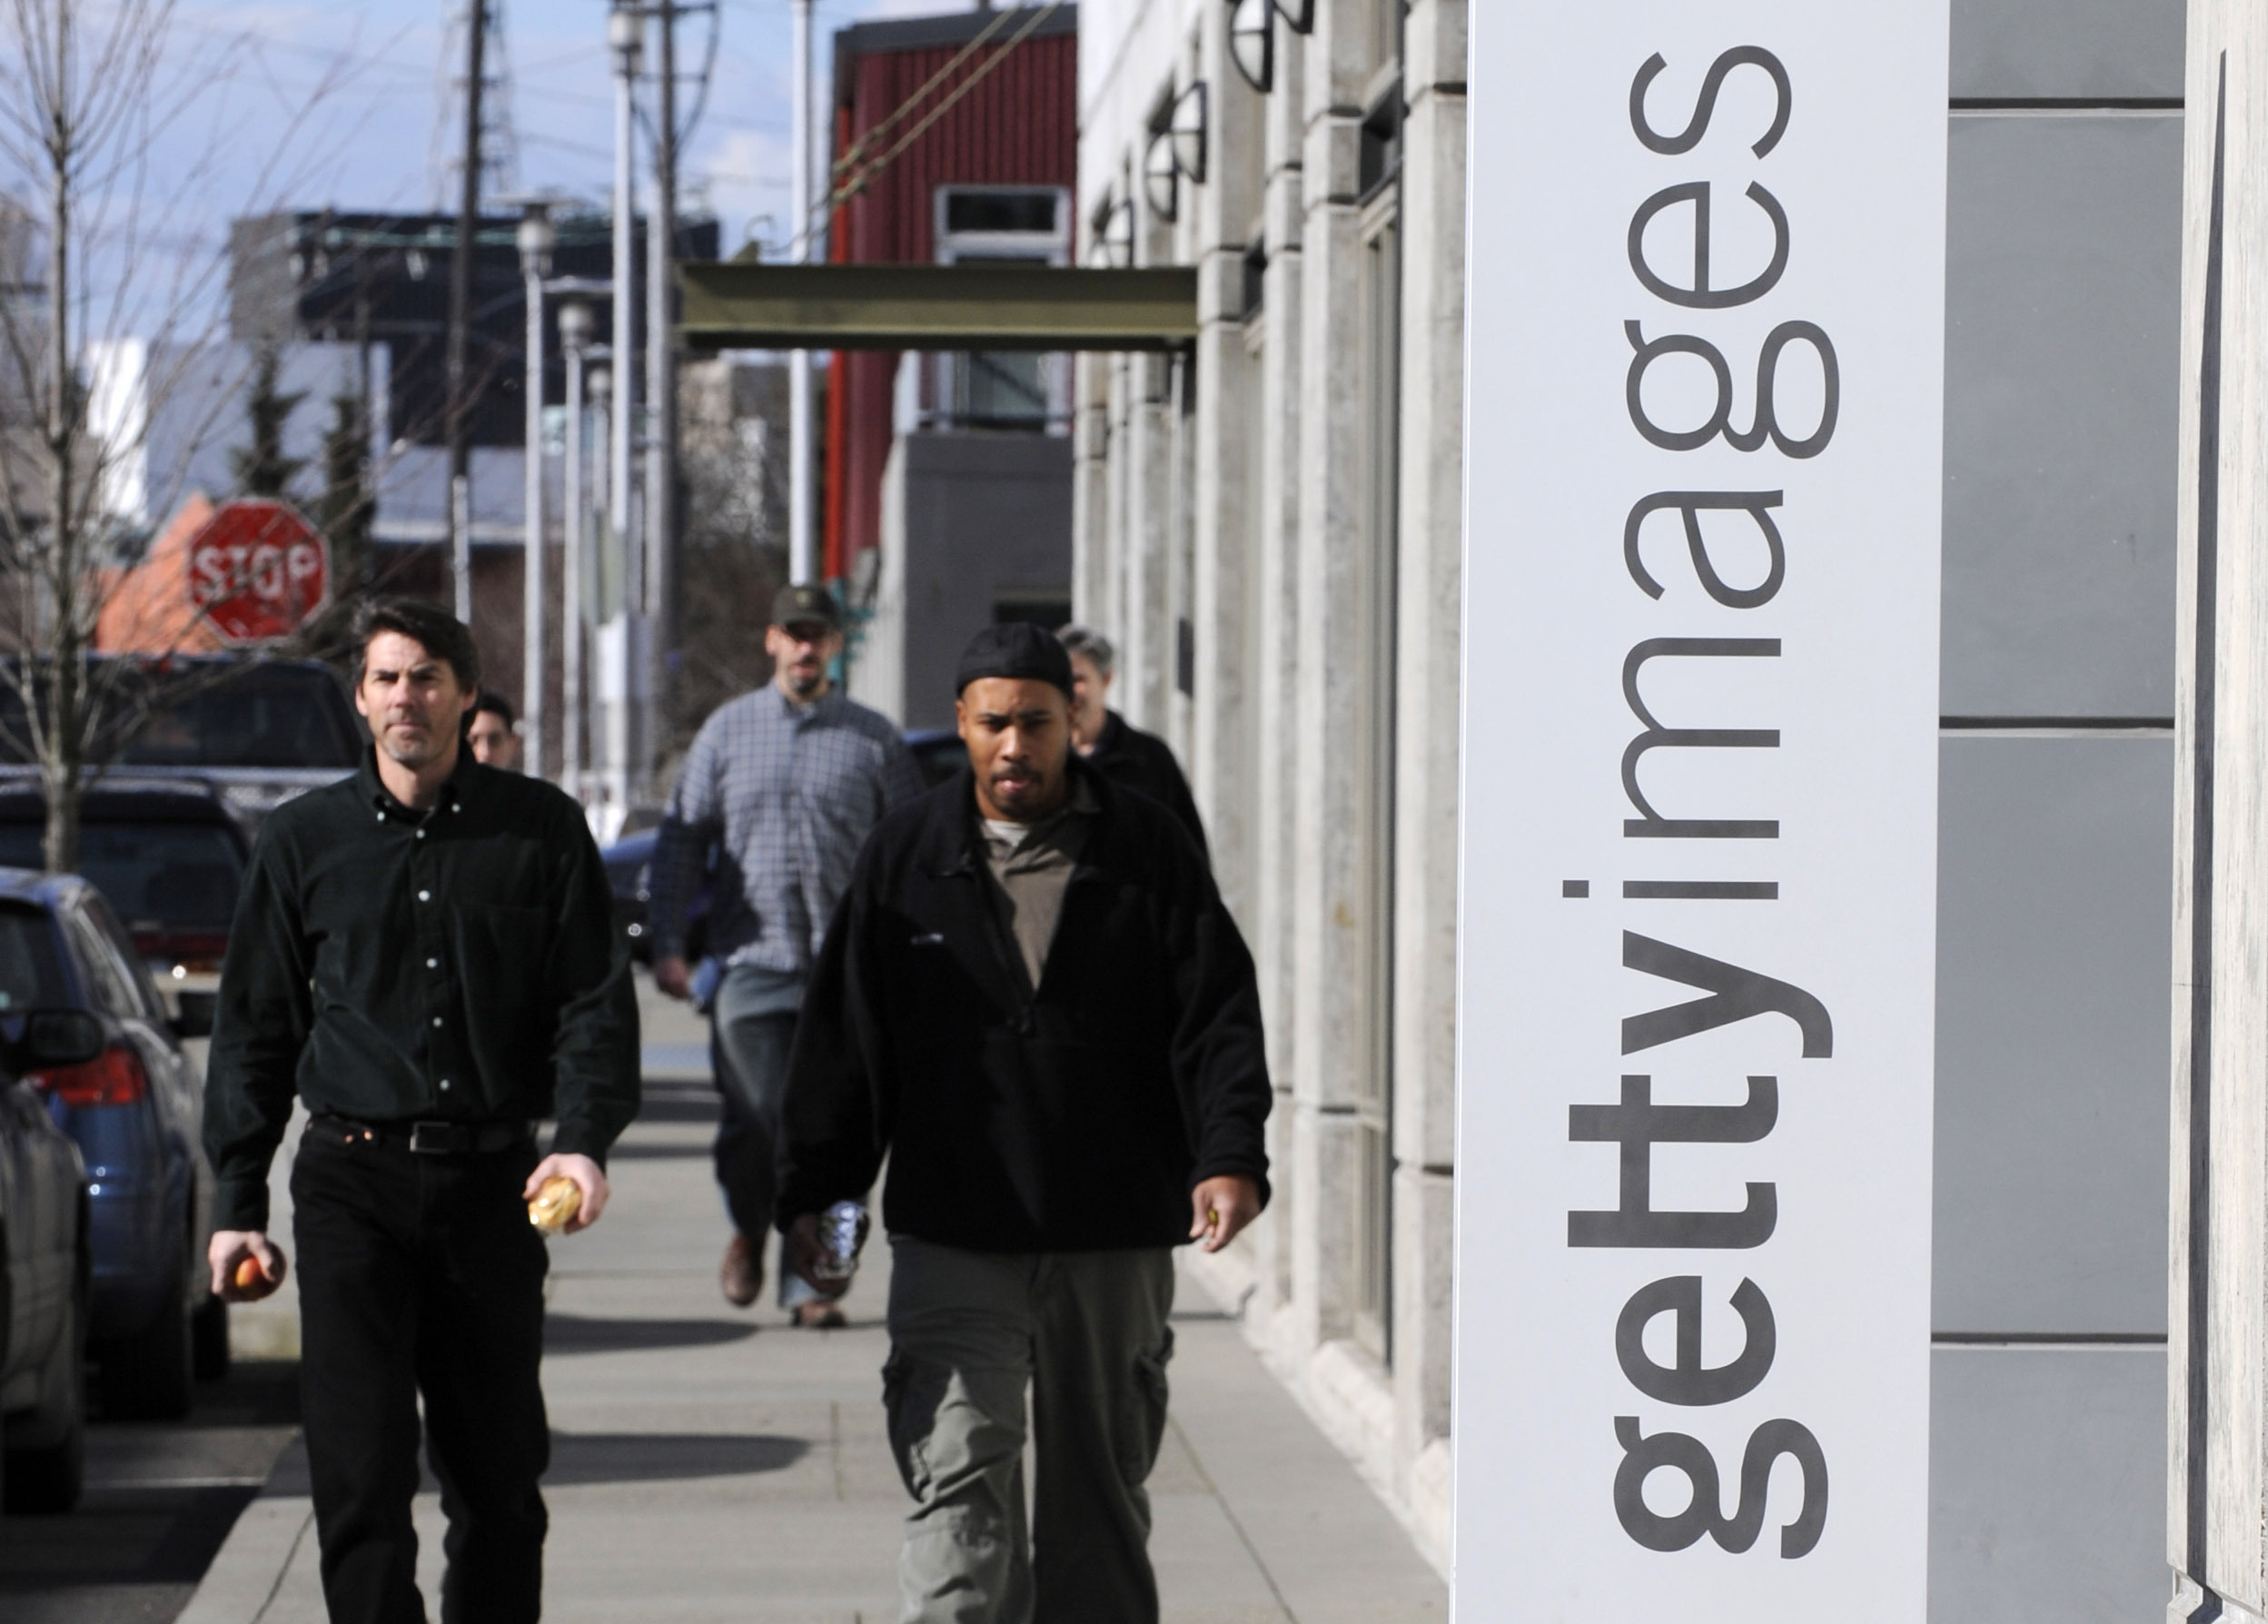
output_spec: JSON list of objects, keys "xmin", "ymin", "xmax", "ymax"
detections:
[{"xmin": 955, "ymin": 621, "xmax": 1075, "ymax": 698}]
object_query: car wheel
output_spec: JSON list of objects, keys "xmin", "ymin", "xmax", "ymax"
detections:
[
  {"xmin": 192, "ymin": 1290, "xmax": 228, "ymax": 1382},
  {"xmin": 5, "ymin": 1278, "xmax": 85, "ymax": 1513},
  {"xmin": 94, "ymin": 1247, "xmax": 192, "ymax": 1421}
]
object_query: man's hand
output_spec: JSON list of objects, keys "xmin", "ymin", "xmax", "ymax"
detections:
[
  {"xmin": 654, "ymin": 955, "xmax": 693, "ymax": 1001},
  {"xmin": 209, "ymin": 1230, "xmax": 287, "ymax": 1302},
  {"xmin": 1189, "ymin": 1175, "xmax": 1263, "ymax": 1254},
  {"xmin": 783, "ymin": 1212, "xmax": 851, "ymax": 1298},
  {"xmin": 523, "ymin": 1154, "xmax": 611, "ymax": 1233}
]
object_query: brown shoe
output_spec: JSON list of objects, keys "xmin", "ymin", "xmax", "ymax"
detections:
[
  {"xmin": 720, "ymin": 1233, "xmax": 763, "ymax": 1308},
  {"xmin": 792, "ymin": 1301, "xmax": 847, "ymax": 1330}
]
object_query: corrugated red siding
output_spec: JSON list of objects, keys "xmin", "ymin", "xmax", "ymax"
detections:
[{"xmin": 826, "ymin": 27, "xmax": 1078, "ymax": 579}]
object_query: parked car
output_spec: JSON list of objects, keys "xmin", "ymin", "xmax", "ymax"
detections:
[
  {"xmin": 601, "ymin": 829, "xmax": 708, "ymax": 966},
  {"xmin": 0, "ymin": 1004, "xmax": 102, "ymax": 1513},
  {"xmin": 904, "ymin": 728, "xmax": 965, "ymax": 786},
  {"xmin": 0, "ymin": 656, "xmax": 363, "ymax": 834},
  {"xmin": 0, "ymin": 783, "xmax": 247, "ymax": 1008},
  {"xmin": 4, "ymin": 871, "xmax": 218, "ymax": 1421}
]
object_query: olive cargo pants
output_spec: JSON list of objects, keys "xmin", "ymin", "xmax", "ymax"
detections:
[{"xmin": 883, "ymin": 1237, "xmax": 1175, "ymax": 1624}]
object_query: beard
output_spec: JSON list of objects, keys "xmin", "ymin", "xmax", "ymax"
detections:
[
  {"xmin": 378, "ymin": 719, "xmax": 448, "ymax": 769},
  {"xmin": 783, "ymin": 663, "xmax": 827, "ymax": 700}
]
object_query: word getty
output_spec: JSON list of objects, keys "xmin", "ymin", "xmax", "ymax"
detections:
[{"xmin": 1581, "ymin": 43, "xmax": 1836, "ymax": 1562}]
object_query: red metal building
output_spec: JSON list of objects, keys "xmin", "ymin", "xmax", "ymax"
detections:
[{"xmin": 824, "ymin": 5, "xmax": 1079, "ymax": 584}]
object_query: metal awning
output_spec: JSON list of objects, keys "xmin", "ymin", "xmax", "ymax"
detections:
[{"xmin": 676, "ymin": 262, "xmax": 1199, "ymax": 352}]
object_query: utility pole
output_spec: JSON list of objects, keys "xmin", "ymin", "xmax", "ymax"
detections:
[
  {"xmin": 787, "ymin": 0, "xmax": 816, "ymax": 586},
  {"xmin": 646, "ymin": 0, "xmax": 678, "ymax": 789},
  {"xmin": 604, "ymin": 3, "xmax": 642, "ymax": 829},
  {"xmin": 445, "ymin": 0, "xmax": 488, "ymax": 622}
]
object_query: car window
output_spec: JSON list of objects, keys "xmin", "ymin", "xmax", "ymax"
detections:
[
  {"xmin": 0, "ymin": 904, "xmax": 67, "ymax": 1013},
  {"xmin": 64, "ymin": 897, "xmax": 144, "ymax": 1020},
  {"xmin": 80, "ymin": 890, "xmax": 167, "ymax": 1022},
  {"xmin": 0, "ymin": 663, "xmax": 362, "ymax": 768},
  {"xmin": 0, "ymin": 820, "xmax": 245, "ymax": 933}
]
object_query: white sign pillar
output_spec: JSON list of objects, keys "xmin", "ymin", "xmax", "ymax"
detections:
[{"xmin": 1452, "ymin": 7, "xmax": 1949, "ymax": 1618}]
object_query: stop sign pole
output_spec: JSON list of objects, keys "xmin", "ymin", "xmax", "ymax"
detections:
[{"xmin": 185, "ymin": 499, "xmax": 330, "ymax": 644}]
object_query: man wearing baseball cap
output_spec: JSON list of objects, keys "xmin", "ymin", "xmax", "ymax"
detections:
[
  {"xmin": 649, "ymin": 582, "xmax": 923, "ymax": 1325},
  {"xmin": 777, "ymin": 621, "xmax": 1272, "ymax": 1622}
]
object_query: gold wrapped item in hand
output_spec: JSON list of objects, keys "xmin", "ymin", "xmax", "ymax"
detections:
[{"xmin": 528, "ymin": 1175, "xmax": 581, "ymax": 1236}]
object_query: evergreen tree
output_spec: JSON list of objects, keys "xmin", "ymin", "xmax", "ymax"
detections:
[
  {"xmin": 312, "ymin": 390, "xmax": 371, "ymax": 591},
  {"xmin": 231, "ymin": 346, "xmax": 306, "ymax": 497}
]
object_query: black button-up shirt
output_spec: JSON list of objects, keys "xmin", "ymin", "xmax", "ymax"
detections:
[{"xmin": 203, "ymin": 749, "xmax": 640, "ymax": 1230}]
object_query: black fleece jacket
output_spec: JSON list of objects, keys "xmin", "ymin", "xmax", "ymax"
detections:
[{"xmin": 776, "ymin": 756, "xmax": 1271, "ymax": 1252}]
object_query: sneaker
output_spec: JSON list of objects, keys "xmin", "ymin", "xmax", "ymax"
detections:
[
  {"xmin": 792, "ymin": 1301, "xmax": 847, "ymax": 1330},
  {"xmin": 720, "ymin": 1233, "xmax": 763, "ymax": 1308}
]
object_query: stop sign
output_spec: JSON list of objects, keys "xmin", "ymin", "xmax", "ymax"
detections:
[{"xmin": 184, "ymin": 500, "xmax": 330, "ymax": 643}]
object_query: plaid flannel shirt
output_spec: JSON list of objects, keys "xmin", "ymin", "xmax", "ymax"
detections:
[{"xmin": 649, "ymin": 685, "xmax": 925, "ymax": 975}]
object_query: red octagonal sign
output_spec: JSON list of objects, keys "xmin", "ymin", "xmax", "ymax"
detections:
[{"xmin": 185, "ymin": 499, "xmax": 330, "ymax": 643}]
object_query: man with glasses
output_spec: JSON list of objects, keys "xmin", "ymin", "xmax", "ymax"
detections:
[{"xmin": 650, "ymin": 584, "xmax": 923, "ymax": 1325}]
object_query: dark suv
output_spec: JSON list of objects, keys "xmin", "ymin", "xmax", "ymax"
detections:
[{"xmin": 0, "ymin": 657, "xmax": 363, "ymax": 833}]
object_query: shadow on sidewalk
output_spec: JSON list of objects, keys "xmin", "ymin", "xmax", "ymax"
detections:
[{"xmin": 543, "ymin": 1315, "xmax": 757, "ymax": 1355}]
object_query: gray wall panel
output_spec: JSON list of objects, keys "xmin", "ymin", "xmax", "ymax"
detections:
[
  {"xmin": 1934, "ymin": 736, "xmax": 2171, "ymax": 1334},
  {"xmin": 1942, "ymin": 114, "xmax": 2181, "ymax": 718},
  {"xmin": 1929, "ymin": 1346, "xmax": 2166, "ymax": 1622},
  {"xmin": 1951, "ymin": 0, "xmax": 2184, "ymax": 100}
]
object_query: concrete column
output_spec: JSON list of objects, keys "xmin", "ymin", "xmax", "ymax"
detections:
[
  {"xmin": 1123, "ymin": 353, "xmax": 1174, "ymax": 731},
  {"xmin": 1390, "ymin": 0, "xmax": 1465, "ymax": 1543},
  {"xmin": 1247, "ymin": 18, "xmax": 1306, "ymax": 1330},
  {"xmin": 1072, "ymin": 352, "xmax": 1114, "ymax": 625},
  {"xmin": 1190, "ymin": 0, "xmax": 1266, "ymax": 926},
  {"xmin": 1287, "ymin": 0, "xmax": 1380, "ymax": 1353},
  {"xmin": 2171, "ymin": 12, "xmax": 2268, "ymax": 1620}
]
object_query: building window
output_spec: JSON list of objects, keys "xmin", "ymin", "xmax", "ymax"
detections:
[{"xmin": 920, "ymin": 186, "xmax": 1075, "ymax": 433}]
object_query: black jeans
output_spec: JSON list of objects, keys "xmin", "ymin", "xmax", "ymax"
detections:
[{"xmin": 292, "ymin": 1123, "xmax": 550, "ymax": 1624}]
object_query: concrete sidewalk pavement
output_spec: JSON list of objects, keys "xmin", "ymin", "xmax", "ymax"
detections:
[{"xmin": 177, "ymin": 985, "xmax": 1447, "ymax": 1623}]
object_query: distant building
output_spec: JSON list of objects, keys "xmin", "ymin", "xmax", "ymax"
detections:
[{"xmin": 827, "ymin": 6, "xmax": 1080, "ymax": 726}]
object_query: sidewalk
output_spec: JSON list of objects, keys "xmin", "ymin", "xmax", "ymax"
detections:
[{"xmin": 178, "ymin": 981, "xmax": 1447, "ymax": 1623}]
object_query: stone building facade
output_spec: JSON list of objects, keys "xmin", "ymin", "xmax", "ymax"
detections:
[{"xmin": 1078, "ymin": 0, "xmax": 2185, "ymax": 1611}]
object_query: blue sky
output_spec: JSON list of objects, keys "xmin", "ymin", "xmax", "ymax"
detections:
[{"xmin": 166, "ymin": 0, "xmax": 935, "ymax": 263}]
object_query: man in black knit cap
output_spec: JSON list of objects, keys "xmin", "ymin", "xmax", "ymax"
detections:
[{"xmin": 777, "ymin": 620, "xmax": 1272, "ymax": 1624}]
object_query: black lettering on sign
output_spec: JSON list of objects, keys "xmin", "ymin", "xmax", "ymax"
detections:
[
  {"xmin": 1616, "ymin": 1275, "xmax": 1777, "ymax": 1404},
  {"xmin": 1624, "ymin": 491, "xmax": 1787, "ymax": 609},
  {"xmin": 1625, "ymin": 322, "xmax": 1839, "ymax": 459},
  {"xmin": 1612, "ymin": 1415, "xmax": 1828, "ymax": 1558},
  {"xmin": 1568, "ymin": 1074, "xmax": 1778, "ymax": 1249},
  {"xmin": 1621, "ymin": 932, "xmax": 1834, "ymax": 1056},
  {"xmin": 1628, "ymin": 182, "xmax": 1790, "ymax": 310},
  {"xmin": 1628, "ymin": 47, "xmax": 1792, "ymax": 158},
  {"xmin": 1623, "ymin": 637, "xmax": 1780, "ymax": 839}
]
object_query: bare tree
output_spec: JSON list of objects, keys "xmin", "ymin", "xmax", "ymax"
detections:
[{"xmin": 0, "ymin": 0, "xmax": 354, "ymax": 870}]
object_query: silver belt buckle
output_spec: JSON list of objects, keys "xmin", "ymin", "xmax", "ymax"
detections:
[{"xmin": 408, "ymin": 1121, "xmax": 458, "ymax": 1155}]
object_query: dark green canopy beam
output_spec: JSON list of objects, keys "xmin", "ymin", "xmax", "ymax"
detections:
[{"xmin": 676, "ymin": 262, "xmax": 1199, "ymax": 352}]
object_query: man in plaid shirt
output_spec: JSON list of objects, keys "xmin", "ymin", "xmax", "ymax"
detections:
[{"xmin": 649, "ymin": 584, "xmax": 924, "ymax": 1323}]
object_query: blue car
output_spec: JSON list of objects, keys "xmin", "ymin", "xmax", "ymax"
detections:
[{"xmin": 1, "ymin": 870, "xmax": 216, "ymax": 1421}]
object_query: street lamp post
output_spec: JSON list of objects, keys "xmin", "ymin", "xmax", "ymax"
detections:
[
  {"xmin": 788, "ymin": 0, "xmax": 817, "ymax": 586},
  {"xmin": 559, "ymin": 298, "xmax": 594, "ymax": 800},
  {"xmin": 517, "ymin": 201, "xmax": 556, "ymax": 781}
]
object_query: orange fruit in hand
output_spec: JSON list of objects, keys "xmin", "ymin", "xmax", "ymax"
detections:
[{"xmin": 233, "ymin": 1255, "xmax": 278, "ymax": 1300}]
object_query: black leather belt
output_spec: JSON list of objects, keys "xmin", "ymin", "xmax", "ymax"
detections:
[{"xmin": 312, "ymin": 1115, "xmax": 532, "ymax": 1156}]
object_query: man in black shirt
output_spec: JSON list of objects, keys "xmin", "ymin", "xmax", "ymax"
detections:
[
  {"xmin": 1056, "ymin": 623, "xmax": 1209, "ymax": 863},
  {"xmin": 779, "ymin": 623, "xmax": 1269, "ymax": 1624},
  {"xmin": 203, "ymin": 597, "xmax": 639, "ymax": 1624}
]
